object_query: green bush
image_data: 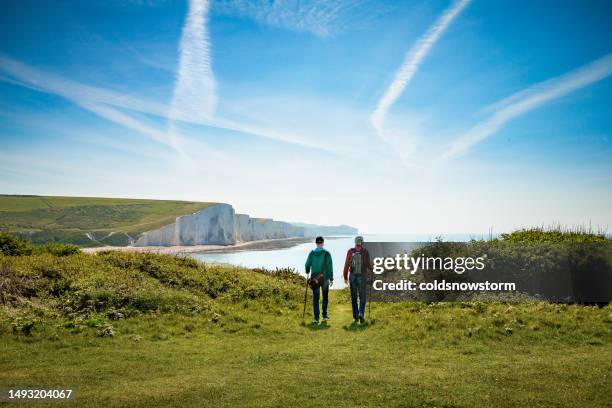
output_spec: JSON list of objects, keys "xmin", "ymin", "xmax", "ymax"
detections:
[
  {"xmin": 34, "ymin": 243, "xmax": 81, "ymax": 256},
  {"xmin": 0, "ymin": 250, "xmax": 302, "ymax": 321},
  {"xmin": 406, "ymin": 230, "xmax": 611, "ymax": 303},
  {"xmin": 0, "ymin": 233, "xmax": 33, "ymax": 256},
  {"xmin": 252, "ymin": 267, "xmax": 305, "ymax": 286},
  {"xmin": 0, "ymin": 233, "xmax": 81, "ymax": 256},
  {"xmin": 11, "ymin": 316, "xmax": 37, "ymax": 336},
  {"xmin": 500, "ymin": 227, "xmax": 610, "ymax": 243}
]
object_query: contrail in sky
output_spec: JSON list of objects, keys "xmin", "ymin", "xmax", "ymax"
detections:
[
  {"xmin": 434, "ymin": 53, "xmax": 612, "ymax": 166},
  {"xmin": 371, "ymin": 0, "xmax": 471, "ymax": 138},
  {"xmin": 168, "ymin": 0, "xmax": 216, "ymax": 124},
  {"xmin": 165, "ymin": 0, "xmax": 217, "ymax": 165},
  {"xmin": 0, "ymin": 53, "xmax": 334, "ymax": 154}
]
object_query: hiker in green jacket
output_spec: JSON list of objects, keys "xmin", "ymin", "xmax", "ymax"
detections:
[{"xmin": 305, "ymin": 236, "xmax": 333, "ymax": 323}]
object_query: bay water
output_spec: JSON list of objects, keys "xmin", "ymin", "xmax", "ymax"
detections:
[{"xmin": 190, "ymin": 233, "xmax": 482, "ymax": 289}]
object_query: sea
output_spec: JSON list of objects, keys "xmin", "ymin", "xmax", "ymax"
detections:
[{"xmin": 189, "ymin": 233, "xmax": 485, "ymax": 289}]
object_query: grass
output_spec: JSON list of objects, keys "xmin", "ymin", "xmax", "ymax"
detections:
[
  {"xmin": 0, "ymin": 195, "xmax": 216, "ymax": 247},
  {"xmin": 0, "ymin": 250, "xmax": 610, "ymax": 407},
  {"xmin": 500, "ymin": 226, "xmax": 610, "ymax": 243}
]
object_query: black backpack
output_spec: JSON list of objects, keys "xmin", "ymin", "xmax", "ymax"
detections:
[{"xmin": 349, "ymin": 248, "xmax": 363, "ymax": 275}]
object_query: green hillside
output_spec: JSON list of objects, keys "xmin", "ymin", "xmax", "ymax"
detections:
[
  {"xmin": 0, "ymin": 195, "xmax": 215, "ymax": 247},
  {"xmin": 0, "ymin": 249, "xmax": 610, "ymax": 407}
]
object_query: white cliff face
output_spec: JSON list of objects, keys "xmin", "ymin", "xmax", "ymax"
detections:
[
  {"xmin": 233, "ymin": 216, "xmax": 303, "ymax": 242},
  {"xmin": 176, "ymin": 203, "xmax": 236, "ymax": 245},
  {"xmin": 135, "ymin": 203, "xmax": 236, "ymax": 246},
  {"xmin": 134, "ymin": 203, "xmax": 357, "ymax": 247},
  {"xmin": 134, "ymin": 222, "xmax": 178, "ymax": 246},
  {"xmin": 234, "ymin": 213, "xmax": 256, "ymax": 242}
]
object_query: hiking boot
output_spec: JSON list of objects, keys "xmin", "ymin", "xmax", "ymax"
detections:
[{"xmin": 359, "ymin": 315, "xmax": 365, "ymax": 324}]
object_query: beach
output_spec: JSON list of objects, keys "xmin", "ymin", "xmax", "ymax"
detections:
[{"xmin": 81, "ymin": 237, "xmax": 312, "ymax": 255}]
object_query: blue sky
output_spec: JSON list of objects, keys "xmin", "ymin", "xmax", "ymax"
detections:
[{"xmin": 0, "ymin": 0, "xmax": 611, "ymax": 233}]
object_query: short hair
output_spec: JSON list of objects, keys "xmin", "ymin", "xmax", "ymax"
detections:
[{"xmin": 315, "ymin": 236, "xmax": 324, "ymax": 244}]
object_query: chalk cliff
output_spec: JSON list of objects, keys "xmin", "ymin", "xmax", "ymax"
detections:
[
  {"xmin": 135, "ymin": 203, "xmax": 236, "ymax": 246},
  {"xmin": 293, "ymin": 222, "xmax": 361, "ymax": 237},
  {"xmin": 134, "ymin": 203, "xmax": 357, "ymax": 247}
]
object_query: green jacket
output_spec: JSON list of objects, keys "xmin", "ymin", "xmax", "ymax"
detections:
[{"xmin": 305, "ymin": 249, "xmax": 333, "ymax": 281}]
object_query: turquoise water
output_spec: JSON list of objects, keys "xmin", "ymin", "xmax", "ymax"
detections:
[{"xmin": 190, "ymin": 233, "xmax": 480, "ymax": 288}]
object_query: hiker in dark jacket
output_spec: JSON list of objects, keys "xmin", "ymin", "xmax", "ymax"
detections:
[
  {"xmin": 343, "ymin": 236, "xmax": 372, "ymax": 323},
  {"xmin": 305, "ymin": 236, "xmax": 333, "ymax": 323}
]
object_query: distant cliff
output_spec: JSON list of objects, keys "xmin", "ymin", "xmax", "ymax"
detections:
[
  {"xmin": 291, "ymin": 222, "xmax": 359, "ymax": 237},
  {"xmin": 0, "ymin": 195, "xmax": 357, "ymax": 247},
  {"xmin": 135, "ymin": 204, "xmax": 236, "ymax": 246},
  {"xmin": 134, "ymin": 203, "xmax": 358, "ymax": 247}
]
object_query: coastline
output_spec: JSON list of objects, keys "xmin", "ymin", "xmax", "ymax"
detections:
[{"xmin": 81, "ymin": 237, "xmax": 312, "ymax": 255}]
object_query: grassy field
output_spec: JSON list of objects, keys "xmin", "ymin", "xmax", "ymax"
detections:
[
  {"xmin": 0, "ymin": 195, "xmax": 216, "ymax": 247},
  {"xmin": 1, "ymin": 249, "xmax": 610, "ymax": 407}
]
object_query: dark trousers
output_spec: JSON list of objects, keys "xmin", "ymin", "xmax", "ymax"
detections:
[
  {"xmin": 349, "ymin": 274, "xmax": 367, "ymax": 320},
  {"xmin": 312, "ymin": 279, "xmax": 330, "ymax": 321}
]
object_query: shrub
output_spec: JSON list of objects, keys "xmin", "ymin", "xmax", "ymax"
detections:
[
  {"xmin": 11, "ymin": 317, "xmax": 37, "ymax": 336},
  {"xmin": 97, "ymin": 323, "xmax": 115, "ymax": 338},
  {"xmin": 1, "ymin": 250, "xmax": 303, "ymax": 324},
  {"xmin": 0, "ymin": 234, "xmax": 81, "ymax": 257},
  {"xmin": 0, "ymin": 233, "xmax": 33, "ymax": 256},
  {"xmin": 0, "ymin": 259, "xmax": 38, "ymax": 304},
  {"xmin": 501, "ymin": 227, "xmax": 610, "ymax": 243},
  {"xmin": 35, "ymin": 243, "xmax": 81, "ymax": 256},
  {"xmin": 252, "ymin": 267, "xmax": 305, "ymax": 286}
]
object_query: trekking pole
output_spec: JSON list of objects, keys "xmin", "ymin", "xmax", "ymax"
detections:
[
  {"xmin": 302, "ymin": 274, "xmax": 309, "ymax": 323},
  {"xmin": 367, "ymin": 269, "xmax": 372, "ymax": 322},
  {"xmin": 367, "ymin": 282, "xmax": 371, "ymax": 322}
]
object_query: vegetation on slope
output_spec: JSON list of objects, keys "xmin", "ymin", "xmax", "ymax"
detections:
[
  {"xmin": 499, "ymin": 226, "xmax": 610, "ymax": 243},
  {"xmin": 0, "ymin": 229, "xmax": 610, "ymax": 407},
  {"xmin": 399, "ymin": 227, "xmax": 612, "ymax": 303},
  {"xmin": 0, "ymin": 243, "xmax": 301, "ymax": 327},
  {"xmin": 0, "ymin": 195, "xmax": 216, "ymax": 247},
  {"xmin": 0, "ymin": 233, "xmax": 81, "ymax": 257}
]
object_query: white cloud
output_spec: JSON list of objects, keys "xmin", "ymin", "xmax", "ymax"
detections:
[
  {"xmin": 435, "ymin": 53, "xmax": 612, "ymax": 166},
  {"xmin": 80, "ymin": 102, "xmax": 180, "ymax": 151},
  {"xmin": 0, "ymin": 53, "xmax": 185, "ymax": 154},
  {"xmin": 168, "ymin": 0, "xmax": 216, "ymax": 123},
  {"xmin": 213, "ymin": 0, "xmax": 375, "ymax": 37},
  {"xmin": 0, "ymin": 53, "xmax": 335, "ymax": 153},
  {"xmin": 371, "ymin": 0, "xmax": 471, "ymax": 139},
  {"xmin": 0, "ymin": 54, "xmax": 167, "ymax": 116}
]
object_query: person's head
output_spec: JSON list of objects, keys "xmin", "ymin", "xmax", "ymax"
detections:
[
  {"xmin": 355, "ymin": 236, "xmax": 364, "ymax": 246},
  {"xmin": 315, "ymin": 236, "xmax": 324, "ymax": 248}
]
